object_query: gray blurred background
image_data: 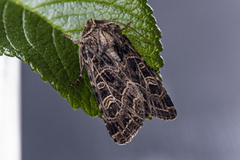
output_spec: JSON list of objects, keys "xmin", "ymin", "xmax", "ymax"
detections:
[{"xmin": 22, "ymin": 0, "xmax": 240, "ymax": 160}]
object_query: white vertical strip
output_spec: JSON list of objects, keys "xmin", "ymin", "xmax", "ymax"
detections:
[{"xmin": 0, "ymin": 56, "xmax": 21, "ymax": 160}]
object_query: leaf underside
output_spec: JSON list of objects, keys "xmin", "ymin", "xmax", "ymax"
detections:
[{"xmin": 0, "ymin": 0, "xmax": 163, "ymax": 117}]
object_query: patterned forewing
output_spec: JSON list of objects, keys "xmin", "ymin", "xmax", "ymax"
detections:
[
  {"xmin": 122, "ymin": 44, "xmax": 177, "ymax": 120},
  {"xmin": 113, "ymin": 32, "xmax": 177, "ymax": 121},
  {"xmin": 80, "ymin": 21, "xmax": 146, "ymax": 144}
]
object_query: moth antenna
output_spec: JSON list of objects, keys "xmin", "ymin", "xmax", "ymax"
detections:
[
  {"xmin": 110, "ymin": 20, "xmax": 158, "ymax": 47},
  {"xmin": 120, "ymin": 21, "xmax": 131, "ymax": 31}
]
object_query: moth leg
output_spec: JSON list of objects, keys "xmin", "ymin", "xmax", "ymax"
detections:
[
  {"xmin": 121, "ymin": 21, "xmax": 131, "ymax": 31},
  {"xmin": 71, "ymin": 47, "xmax": 85, "ymax": 86},
  {"xmin": 63, "ymin": 34, "xmax": 84, "ymax": 86},
  {"xmin": 62, "ymin": 34, "xmax": 81, "ymax": 44},
  {"xmin": 152, "ymin": 68, "xmax": 160, "ymax": 73}
]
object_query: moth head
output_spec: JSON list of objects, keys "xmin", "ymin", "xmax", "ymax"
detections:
[
  {"xmin": 81, "ymin": 19, "xmax": 96, "ymax": 37},
  {"xmin": 81, "ymin": 19, "xmax": 121, "ymax": 38}
]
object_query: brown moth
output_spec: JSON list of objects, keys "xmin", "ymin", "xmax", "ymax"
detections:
[{"xmin": 64, "ymin": 19, "xmax": 177, "ymax": 145}]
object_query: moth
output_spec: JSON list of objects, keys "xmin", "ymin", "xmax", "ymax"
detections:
[{"xmin": 64, "ymin": 19, "xmax": 177, "ymax": 145}]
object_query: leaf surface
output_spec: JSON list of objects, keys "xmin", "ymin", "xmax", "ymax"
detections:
[{"xmin": 0, "ymin": 0, "xmax": 163, "ymax": 117}]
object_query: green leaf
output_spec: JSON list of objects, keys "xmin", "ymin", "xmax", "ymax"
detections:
[{"xmin": 0, "ymin": 0, "xmax": 163, "ymax": 117}]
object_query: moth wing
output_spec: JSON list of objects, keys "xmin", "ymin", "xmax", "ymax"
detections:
[
  {"xmin": 121, "ymin": 35, "xmax": 177, "ymax": 120},
  {"xmin": 82, "ymin": 47, "xmax": 146, "ymax": 145}
]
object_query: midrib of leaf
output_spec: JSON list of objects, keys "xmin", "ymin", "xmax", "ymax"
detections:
[{"xmin": 1, "ymin": 0, "xmax": 163, "ymax": 117}]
